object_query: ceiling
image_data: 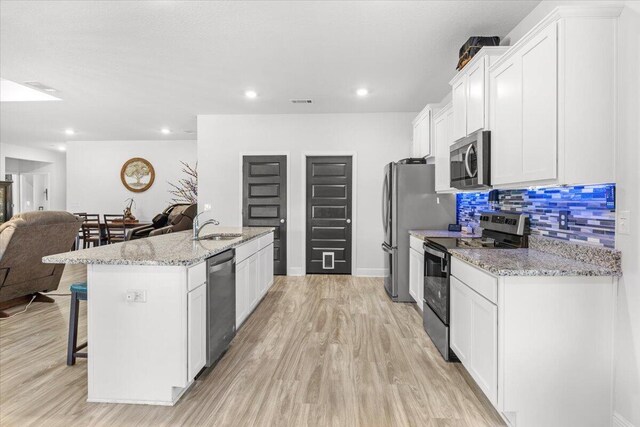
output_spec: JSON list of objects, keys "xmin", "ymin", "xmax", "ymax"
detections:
[{"xmin": 0, "ymin": 0, "xmax": 539, "ymax": 149}]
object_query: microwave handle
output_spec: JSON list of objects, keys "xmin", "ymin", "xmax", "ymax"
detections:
[{"xmin": 464, "ymin": 144, "xmax": 477, "ymax": 178}]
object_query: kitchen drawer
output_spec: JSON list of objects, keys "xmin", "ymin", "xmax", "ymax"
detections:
[
  {"xmin": 451, "ymin": 257, "xmax": 497, "ymax": 304},
  {"xmin": 259, "ymin": 232, "xmax": 274, "ymax": 249},
  {"xmin": 235, "ymin": 238, "xmax": 261, "ymax": 264},
  {"xmin": 410, "ymin": 235, "xmax": 424, "ymax": 252},
  {"xmin": 187, "ymin": 261, "xmax": 206, "ymax": 292}
]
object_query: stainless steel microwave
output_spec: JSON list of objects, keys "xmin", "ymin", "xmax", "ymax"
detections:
[{"xmin": 450, "ymin": 130, "xmax": 491, "ymax": 190}]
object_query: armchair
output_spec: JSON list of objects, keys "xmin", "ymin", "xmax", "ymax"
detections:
[{"xmin": 0, "ymin": 211, "xmax": 83, "ymax": 316}]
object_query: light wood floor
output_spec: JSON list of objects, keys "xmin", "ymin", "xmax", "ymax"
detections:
[{"xmin": 0, "ymin": 265, "xmax": 504, "ymax": 427}]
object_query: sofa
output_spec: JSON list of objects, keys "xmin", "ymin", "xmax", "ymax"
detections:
[
  {"xmin": 128, "ymin": 204, "xmax": 197, "ymax": 240},
  {"xmin": 0, "ymin": 211, "xmax": 83, "ymax": 315}
]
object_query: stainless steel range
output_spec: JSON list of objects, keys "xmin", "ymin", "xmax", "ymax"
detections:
[{"xmin": 422, "ymin": 211, "xmax": 529, "ymax": 361}]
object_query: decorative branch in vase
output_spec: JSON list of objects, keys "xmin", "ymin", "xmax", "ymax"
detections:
[{"xmin": 168, "ymin": 161, "xmax": 198, "ymax": 205}]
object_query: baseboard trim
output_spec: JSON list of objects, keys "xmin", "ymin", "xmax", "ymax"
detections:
[
  {"xmin": 287, "ymin": 267, "xmax": 304, "ymax": 276},
  {"xmin": 354, "ymin": 268, "xmax": 385, "ymax": 277},
  {"xmin": 613, "ymin": 412, "xmax": 635, "ymax": 427}
]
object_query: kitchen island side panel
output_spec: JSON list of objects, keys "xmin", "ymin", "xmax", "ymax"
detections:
[{"xmin": 87, "ymin": 264, "xmax": 189, "ymax": 405}]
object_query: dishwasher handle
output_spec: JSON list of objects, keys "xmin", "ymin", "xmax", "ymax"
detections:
[{"xmin": 209, "ymin": 258, "xmax": 235, "ymax": 273}]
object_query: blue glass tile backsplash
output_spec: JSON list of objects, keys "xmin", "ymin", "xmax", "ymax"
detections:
[{"xmin": 456, "ymin": 184, "xmax": 616, "ymax": 248}]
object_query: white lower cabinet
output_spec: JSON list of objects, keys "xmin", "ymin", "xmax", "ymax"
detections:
[
  {"xmin": 469, "ymin": 287, "xmax": 498, "ymax": 404},
  {"xmin": 450, "ymin": 275, "xmax": 498, "ymax": 405},
  {"xmin": 451, "ymin": 256, "xmax": 616, "ymax": 427},
  {"xmin": 408, "ymin": 236, "xmax": 424, "ymax": 311},
  {"xmin": 450, "ymin": 276, "xmax": 472, "ymax": 364},
  {"xmin": 187, "ymin": 282, "xmax": 207, "ymax": 380},
  {"xmin": 235, "ymin": 234, "xmax": 275, "ymax": 329}
]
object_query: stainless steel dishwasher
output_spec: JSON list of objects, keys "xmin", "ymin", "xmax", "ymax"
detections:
[{"xmin": 205, "ymin": 249, "xmax": 236, "ymax": 368}]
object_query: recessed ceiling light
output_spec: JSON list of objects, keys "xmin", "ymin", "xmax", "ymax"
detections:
[
  {"xmin": 58, "ymin": 146, "xmax": 67, "ymax": 152},
  {"xmin": 161, "ymin": 128, "xmax": 171, "ymax": 134},
  {"xmin": 356, "ymin": 88, "xmax": 369, "ymax": 97},
  {"xmin": 65, "ymin": 128, "xmax": 75, "ymax": 135},
  {"xmin": 0, "ymin": 78, "xmax": 61, "ymax": 102},
  {"xmin": 245, "ymin": 90, "xmax": 258, "ymax": 99}
]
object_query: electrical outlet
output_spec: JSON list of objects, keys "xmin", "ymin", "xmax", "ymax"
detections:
[
  {"xmin": 618, "ymin": 210, "xmax": 631, "ymax": 235},
  {"xmin": 125, "ymin": 290, "xmax": 147, "ymax": 303},
  {"xmin": 558, "ymin": 210, "xmax": 570, "ymax": 230}
]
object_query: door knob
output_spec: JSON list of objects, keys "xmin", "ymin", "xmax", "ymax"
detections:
[
  {"xmin": 346, "ymin": 219, "xmax": 351, "ymax": 224},
  {"xmin": 280, "ymin": 218, "xmax": 285, "ymax": 223}
]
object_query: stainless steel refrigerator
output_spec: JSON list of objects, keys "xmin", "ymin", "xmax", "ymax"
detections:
[{"xmin": 381, "ymin": 161, "xmax": 455, "ymax": 302}]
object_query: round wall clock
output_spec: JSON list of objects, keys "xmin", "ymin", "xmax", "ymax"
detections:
[{"xmin": 120, "ymin": 157, "xmax": 155, "ymax": 193}]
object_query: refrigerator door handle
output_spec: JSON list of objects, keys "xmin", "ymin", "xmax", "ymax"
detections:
[{"xmin": 381, "ymin": 176, "xmax": 388, "ymax": 231}]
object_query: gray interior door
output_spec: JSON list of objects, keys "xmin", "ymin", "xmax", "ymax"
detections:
[
  {"xmin": 306, "ymin": 156, "xmax": 352, "ymax": 275},
  {"xmin": 242, "ymin": 155, "xmax": 287, "ymax": 275}
]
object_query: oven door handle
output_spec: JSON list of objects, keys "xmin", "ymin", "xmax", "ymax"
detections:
[{"xmin": 424, "ymin": 246, "xmax": 446, "ymax": 259}]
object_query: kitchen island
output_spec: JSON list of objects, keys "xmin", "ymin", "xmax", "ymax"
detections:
[{"xmin": 44, "ymin": 226, "xmax": 275, "ymax": 406}]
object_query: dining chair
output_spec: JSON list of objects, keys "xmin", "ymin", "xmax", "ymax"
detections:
[
  {"xmin": 82, "ymin": 214, "xmax": 103, "ymax": 248},
  {"xmin": 72, "ymin": 212, "xmax": 87, "ymax": 250},
  {"xmin": 104, "ymin": 214, "xmax": 127, "ymax": 244}
]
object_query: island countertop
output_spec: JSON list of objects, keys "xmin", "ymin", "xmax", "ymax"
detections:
[{"xmin": 43, "ymin": 226, "xmax": 274, "ymax": 267}]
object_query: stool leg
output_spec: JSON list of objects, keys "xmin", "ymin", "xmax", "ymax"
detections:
[{"xmin": 67, "ymin": 291, "xmax": 80, "ymax": 366}]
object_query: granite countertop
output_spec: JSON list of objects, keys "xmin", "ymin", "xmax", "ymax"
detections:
[
  {"xmin": 449, "ymin": 235, "xmax": 622, "ymax": 277},
  {"xmin": 43, "ymin": 226, "xmax": 274, "ymax": 267},
  {"xmin": 409, "ymin": 229, "xmax": 482, "ymax": 240}
]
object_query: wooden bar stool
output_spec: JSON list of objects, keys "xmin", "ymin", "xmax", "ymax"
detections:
[{"xmin": 67, "ymin": 282, "xmax": 88, "ymax": 366}]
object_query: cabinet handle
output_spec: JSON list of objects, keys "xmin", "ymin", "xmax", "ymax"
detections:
[
  {"xmin": 280, "ymin": 218, "xmax": 285, "ymax": 224},
  {"xmin": 346, "ymin": 219, "xmax": 351, "ymax": 224}
]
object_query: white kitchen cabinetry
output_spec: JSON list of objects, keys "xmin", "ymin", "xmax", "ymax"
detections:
[
  {"xmin": 489, "ymin": 6, "xmax": 620, "ymax": 188},
  {"xmin": 412, "ymin": 104, "xmax": 442, "ymax": 158},
  {"xmin": 433, "ymin": 103, "xmax": 455, "ymax": 193},
  {"xmin": 450, "ymin": 255, "xmax": 616, "ymax": 427},
  {"xmin": 235, "ymin": 233, "xmax": 275, "ymax": 329},
  {"xmin": 450, "ymin": 275, "xmax": 497, "ymax": 405},
  {"xmin": 408, "ymin": 236, "xmax": 424, "ymax": 311},
  {"xmin": 449, "ymin": 47, "xmax": 509, "ymax": 142},
  {"xmin": 187, "ymin": 281, "xmax": 207, "ymax": 381}
]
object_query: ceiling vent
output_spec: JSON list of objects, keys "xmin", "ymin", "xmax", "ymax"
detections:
[
  {"xmin": 23, "ymin": 81, "xmax": 59, "ymax": 93},
  {"xmin": 290, "ymin": 99, "xmax": 312, "ymax": 104}
]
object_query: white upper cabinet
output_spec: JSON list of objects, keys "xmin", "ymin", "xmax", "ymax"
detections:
[
  {"xmin": 451, "ymin": 78, "xmax": 468, "ymax": 142},
  {"xmin": 412, "ymin": 104, "xmax": 442, "ymax": 158},
  {"xmin": 489, "ymin": 6, "xmax": 621, "ymax": 188},
  {"xmin": 450, "ymin": 47, "xmax": 509, "ymax": 143},
  {"xmin": 433, "ymin": 103, "xmax": 454, "ymax": 193}
]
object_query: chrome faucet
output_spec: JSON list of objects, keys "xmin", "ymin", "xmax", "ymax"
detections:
[{"xmin": 193, "ymin": 211, "xmax": 220, "ymax": 239}]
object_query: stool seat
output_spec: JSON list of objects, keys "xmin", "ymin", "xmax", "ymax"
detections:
[{"xmin": 70, "ymin": 283, "xmax": 87, "ymax": 293}]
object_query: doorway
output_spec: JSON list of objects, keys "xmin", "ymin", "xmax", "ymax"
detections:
[
  {"xmin": 20, "ymin": 173, "xmax": 50, "ymax": 212},
  {"xmin": 305, "ymin": 156, "xmax": 353, "ymax": 275},
  {"xmin": 242, "ymin": 155, "xmax": 287, "ymax": 275}
]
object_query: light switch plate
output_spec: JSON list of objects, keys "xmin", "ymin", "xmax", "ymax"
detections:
[{"xmin": 618, "ymin": 210, "xmax": 631, "ymax": 235}]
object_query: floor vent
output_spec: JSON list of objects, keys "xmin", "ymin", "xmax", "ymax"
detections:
[{"xmin": 290, "ymin": 99, "xmax": 312, "ymax": 104}]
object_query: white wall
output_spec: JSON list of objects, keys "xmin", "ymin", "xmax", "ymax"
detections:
[
  {"xmin": 505, "ymin": 3, "xmax": 640, "ymax": 425},
  {"xmin": 66, "ymin": 140, "xmax": 196, "ymax": 221},
  {"xmin": 0, "ymin": 142, "xmax": 67, "ymax": 211},
  {"xmin": 615, "ymin": 2, "xmax": 640, "ymax": 426},
  {"xmin": 197, "ymin": 113, "xmax": 413, "ymax": 276}
]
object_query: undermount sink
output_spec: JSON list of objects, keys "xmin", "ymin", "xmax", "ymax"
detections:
[{"xmin": 196, "ymin": 233, "xmax": 243, "ymax": 241}]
